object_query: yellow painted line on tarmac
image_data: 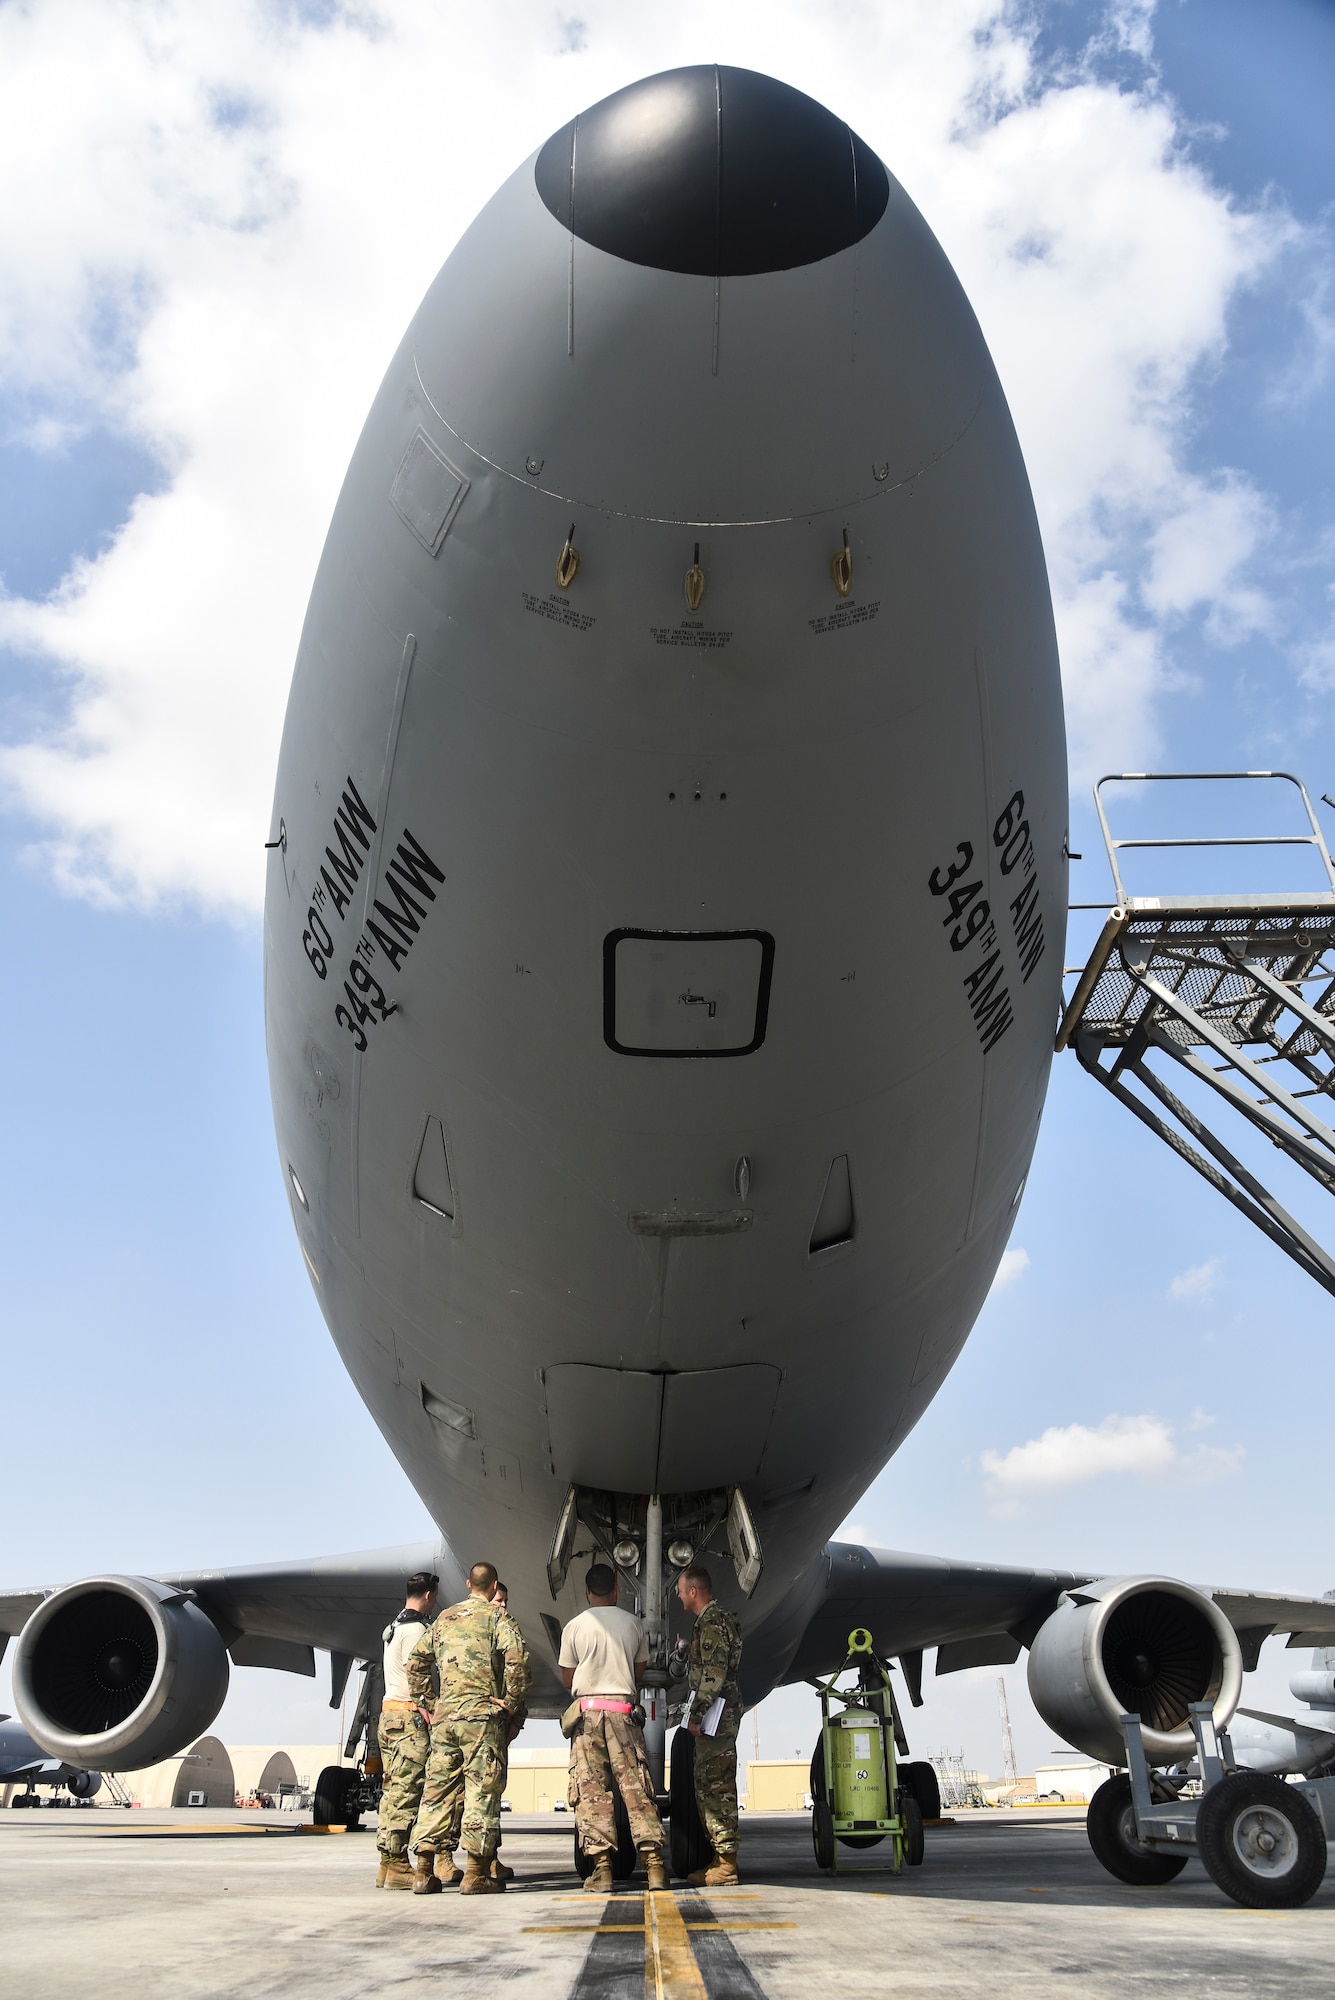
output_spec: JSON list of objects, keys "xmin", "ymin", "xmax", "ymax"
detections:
[
  {"xmin": 526, "ymin": 1925, "xmax": 649, "ymax": 1934},
  {"xmin": 536, "ymin": 1887, "xmax": 787, "ymax": 1995},
  {"xmin": 525, "ymin": 1922, "xmax": 794, "ymax": 1935},
  {"xmin": 79, "ymin": 1823, "xmax": 304, "ymax": 1838},
  {"xmin": 647, "ymin": 1891, "xmax": 709, "ymax": 2000}
]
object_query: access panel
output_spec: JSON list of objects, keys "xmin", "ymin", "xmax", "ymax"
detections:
[{"xmin": 604, "ymin": 929, "xmax": 775, "ymax": 1057}]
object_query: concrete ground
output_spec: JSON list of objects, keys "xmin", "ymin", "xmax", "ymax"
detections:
[{"xmin": 2, "ymin": 1805, "xmax": 1332, "ymax": 1998}]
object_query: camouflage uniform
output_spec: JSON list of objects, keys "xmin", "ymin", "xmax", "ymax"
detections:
[
  {"xmin": 406, "ymin": 1595, "xmax": 530, "ymax": 1861},
  {"xmin": 572, "ymin": 1710, "xmax": 663, "ymax": 1858},
  {"xmin": 687, "ymin": 1599, "xmax": 744, "ymax": 1859},
  {"xmin": 376, "ymin": 1705, "xmax": 431, "ymax": 1857}
]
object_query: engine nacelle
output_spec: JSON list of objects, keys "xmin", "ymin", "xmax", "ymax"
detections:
[
  {"xmin": 65, "ymin": 1769, "xmax": 103, "ymax": 1800},
  {"xmin": 12, "ymin": 1575, "xmax": 229, "ymax": 1772},
  {"xmin": 1289, "ymin": 1669, "xmax": 1335, "ymax": 1708},
  {"xmin": 1027, "ymin": 1575, "xmax": 1243, "ymax": 1767}
]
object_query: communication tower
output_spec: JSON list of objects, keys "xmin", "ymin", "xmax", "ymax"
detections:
[{"xmin": 997, "ymin": 1676, "xmax": 1018, "ymax": 1787}]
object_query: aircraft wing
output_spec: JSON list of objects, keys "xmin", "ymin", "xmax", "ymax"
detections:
[
  {"xmin": 776, "ymin": 1544, "xmax": 1335, "ymax": 1699},
  {"xmin": 775, "ymin": 1544, "xmax": 1091, "ymax": 1698},
  {"xmin": 0, "ymin": 1541, "xmax": 450, "ymax": 1693}
]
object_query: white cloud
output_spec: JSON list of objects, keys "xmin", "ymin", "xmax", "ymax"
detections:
[
  {"xmin": 1169, "ymin": 1257, "xmax": 1221, "ymax": 1300},
  {"xmin": 0, "ymin": 1, "xmax": 1312, "ymax": 912},
  {"xmin": 980, "ymin": 1410, "xmax": 1242, "ymax": 1512},
  {"xmin": 836, "ymin": 1520, "xmax": 876, "ymax": 1546},
  {"xmin": 990, "ymin": 1248, "xmax": 1031, "ymax": 1293}
]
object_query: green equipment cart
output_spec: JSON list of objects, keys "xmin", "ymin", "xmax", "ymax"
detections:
[{"xmin": 809, "ymin": 1628, "xmax": 926, "ymax": 1875}]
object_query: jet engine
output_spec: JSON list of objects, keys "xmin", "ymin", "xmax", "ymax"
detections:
[
  {"xmin": 1027, "ymin": 1575, "xmax": 1243, "ymax": 1767},
  {"xmin": 65, "ymin": 1769, "xmax": 103, "ymax": 1800},
  {"xmin": 12, "ymin": 1575, "xmax": 229, "ymax": 1771}
]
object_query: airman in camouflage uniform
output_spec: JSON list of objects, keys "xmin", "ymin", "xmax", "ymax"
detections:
[
  {"xmin": 677, "ymin": 1564, "xmax": 744, "ymax": 1886},
  {"xmin": 374, "ymin": 1570, "xmax": 438, "ymax": 1890},
  {"xmin": 559, "ymin": 1564, "xmax": 666, "ymax": 1892},
  {"xmin": 406, "ymin": 1561, "xmax": 530, "ymax": 1896}
]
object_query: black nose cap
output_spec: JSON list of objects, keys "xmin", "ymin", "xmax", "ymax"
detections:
[{"xmin": 535, "ymin": 65, "xmax": 890, "ymax": 278}]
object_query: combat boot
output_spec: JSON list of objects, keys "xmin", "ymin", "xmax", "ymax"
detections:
[
  {"xmin": 375, "ymin": 1853, "xmax": 389, "ymax": 1888},
  {"xmin": 641, "ymin": 1846, "xmax": 669, "ymax": 1892},
  {"xmin": 381, "ymin": 1854, "xmax": 415, "ymax": 1891},
  {"xmin": 411, "ymin": 1850, "xmax": 443, "ymax": 1894},
  {"xmin": 459, "ymin": 1852, "xmax": 505, "ymax": 1895},
  {"xmin": 433, "ymin": 1853, "xmax": 464, "ymax": 1887},
  {"xmin": 490, "ymin": 1855, "xmax": 514, "ymax": 1881},
  {"xmin": 703, "ymin": 1856, "xmax": 740, "ymax": 1886},
  {"xmin": 583, "ymin": 1854, "xmax": 614, "ymax": 1893}
]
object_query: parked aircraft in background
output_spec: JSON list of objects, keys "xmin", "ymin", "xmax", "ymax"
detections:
[{"xmin": 0, "ymin": 1715, "xmax": 100, "ymax": 1805}]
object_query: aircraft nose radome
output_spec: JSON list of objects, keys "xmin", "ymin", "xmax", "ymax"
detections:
[{"xmin": 535, "ymin": 66, "xmax": 890, "ymax": 278}]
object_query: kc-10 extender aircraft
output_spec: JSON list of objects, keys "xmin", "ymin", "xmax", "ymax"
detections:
[{"xmin": 6, "ymin": 66, "xmax": 1334, "ymax": 1849}]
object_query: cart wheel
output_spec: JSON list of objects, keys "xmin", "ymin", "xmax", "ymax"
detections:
[
  {"xmin": 809, "ymin": 1741, "xmax": 835, "ymax": 1871},
  {"xmin": 1196, "ymin": 1772, "xmax": 1327, "ymax": 1909},
  {"xmin": 903, "ymin": 1795, "xmax": 925, "ymax": 1866},
  {"xmin": 1086, "ymin": 1776, "xmax": 1189, "ymax": 1886},
  {"xmin": 669, "ymin": 1728, "xmax": 712, "ymax": 1880},
  {"xmin": 812, "ymin": 1793, "xmax": 835, "ymax": 1871}
]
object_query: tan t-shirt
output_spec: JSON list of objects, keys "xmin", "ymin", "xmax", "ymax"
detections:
[
  {"xmin": 559, "ymin": 1607, "xmax": 646, "ymax": 1698},
  {"xmin": 382, "ymin": 1614, "xmax": 431, "ymax": 1701}
]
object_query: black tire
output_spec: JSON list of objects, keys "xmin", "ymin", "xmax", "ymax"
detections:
[
  {"xmin": 313, "ymin": 1765, "xmax": 357, "ymax": 1830},
  {"xmin": 1086, "ymin": 1776, "xmax": 1189, "ymax": 1886},
  {"xmin": 812, "ymin": 1793, "xmax": 835, "ymax": 1871},
  {"xmin": 669, "ymin": 1729, "xmax": 712, "ymax": 1880},
  {"xmin": 1196, "ymin": 1772, "xmax": 1327, "ymax": 1909},
  {"xmin": 900, "ymin": 1761, "xmax": 942, "ymax": 1823},
  {"xmin": 573, "ymin": 1782, "xmax": 638, "ymax": 1880},
  {"xmin": 902, "ymin": 1795, "xmax": 925, "ymax": 1866}
]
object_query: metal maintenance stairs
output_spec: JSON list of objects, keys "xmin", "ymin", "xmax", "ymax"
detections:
[{"xmin": 1059, "ymin": 773, "xmax": 1335, "ymax": 1297}]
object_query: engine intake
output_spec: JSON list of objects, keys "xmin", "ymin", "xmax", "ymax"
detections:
[
  {"xmin": 1027, "ymin": 1575, "xmax": 1243, "ymax": 1767},
  {"xmin": 13, "ymin": 1575, "xmax": 229, "ymax": 1772}
]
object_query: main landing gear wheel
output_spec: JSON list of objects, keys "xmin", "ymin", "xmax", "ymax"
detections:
[
  {"xmin": 1196, "ymin": 1772, "xmax": 1328, "ymax": 1909},
  {"xmin": 573, "ymin": 1787, "xmax": 637, "ymax": 1881},
  {"xmin": 899, "ymin": 1761, "xmax": 942, "ymax": 1823},
  {"xmin": 669, "ymin": 1729, "xmax": 712, "ymax": 1881},
  {"xmin": 313, "ymin": 1766, "xmax": 360, "ymax": 1830},
  {"xmin": 1086, "ymin": 1776, "xmax": 1188, "ymax": 1886}
]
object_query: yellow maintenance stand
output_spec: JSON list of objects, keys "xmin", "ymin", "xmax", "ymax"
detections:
[{"xmin": 810, "ymin": 1629, "xmax": 925, "ymax": 1875}]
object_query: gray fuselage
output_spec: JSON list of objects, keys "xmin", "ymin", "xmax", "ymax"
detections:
[{"xmin": 264, "ymin": 73, "xmax": 1066, "ymax": 1702}]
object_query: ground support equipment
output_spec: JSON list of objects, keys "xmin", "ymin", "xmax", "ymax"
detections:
[
  {"xmin": 1060, "ymin": 772, "xmax": 1335, "ymax": 1296},
  {"xmin": 808, "ymin": 1629, "xmax": 922, "ymax": 1876},
  {"xmin": 1088, "ymin": 1702, "xmax": 1331, "ymax": 1908}
]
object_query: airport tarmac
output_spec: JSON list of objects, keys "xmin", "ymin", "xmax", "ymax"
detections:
[{"xmin": 2, "ymin": 1806, "xmax": 1331, "ymax": 1998}]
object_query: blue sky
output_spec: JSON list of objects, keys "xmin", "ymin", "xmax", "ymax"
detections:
[{"xmin": 2, "ymin": 0, "xmax": 1334, "ymax": 1779}]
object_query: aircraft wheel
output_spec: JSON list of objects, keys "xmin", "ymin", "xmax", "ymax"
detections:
[
  {"xmin": 900, "ymin": 1761, "xmax": 942, "ymax": 1822},
  {"xmin": 1086, "ymin": 1776, "xmax": 1188, "ymax": 1886},
  {"xmin": 669, "ymin": 1729, "xmax": 711, "ymax": 1880},
  {"xmin": 1196, "ymin": 1773, "xmax": 1327, "ymax": 1909},
  {"xmin": 572, "ymin": 1782, "xmax": 636, "ymax": 1878},
  {"xmin": 313, "ymin": 1765, "xmax": 358, "ymax": 1830},
  {"xmin": 902, "ymin": 1795, "xmax": 925, "ymax": 1866}
]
